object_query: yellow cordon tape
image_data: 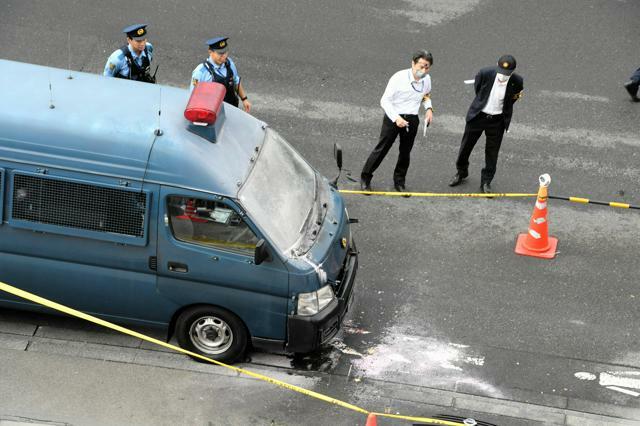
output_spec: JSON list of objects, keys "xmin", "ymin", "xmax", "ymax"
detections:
[
  {"xmin": 339, "ymin": 190, "xmax": 640, "ymax": 210},
  {"xmin": 609, "ymin": 202, "xmax": 631, "ymax": 209},
  {"xmin": 339, "ymin": 189, "xmax": 537, "ymax": 198},
  {"xmin": 551, "ymin": 195, "xmax": 639, "ymax": 210},
  {"xmin": 0, "ymin": 280, "xmax": 464, "ymax": 426},
  {"xmin": 568, "ymin": 197, "xmax": 589, "ymax": 204}
]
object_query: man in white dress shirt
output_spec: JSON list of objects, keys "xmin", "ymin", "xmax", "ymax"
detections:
[{"xmin": 360, "ymin": 51, "xmax": 434, "ymax": 193}]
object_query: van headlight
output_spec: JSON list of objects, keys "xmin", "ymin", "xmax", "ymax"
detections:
[{"xmin": 296, "ymin": 285, "xmax": 335, "ymax": 316}]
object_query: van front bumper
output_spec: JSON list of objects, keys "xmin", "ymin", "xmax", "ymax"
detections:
[{"xmin": 285, "ymin": 242, "xmax": 358, "ymax": 353}]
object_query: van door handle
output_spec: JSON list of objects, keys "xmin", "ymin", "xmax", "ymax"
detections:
[{"xmin": 168, "ymin": 262, "xmax": 189, "ymax": 273}]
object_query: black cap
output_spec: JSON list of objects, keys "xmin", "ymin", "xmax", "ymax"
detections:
[
  {"xmin": 123, "ymin": 24, "xmax": 148, "ymax": 40},
  {"xmin": 496, "ymin": 54, "xmax": 516, "ymax": 76},
  {"xmin": 206, "ymin": 37, "xmax": 229, "ymax": 53}
]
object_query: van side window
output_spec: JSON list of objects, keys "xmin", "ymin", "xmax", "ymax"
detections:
[{"xmin": 167, "ymin": 196, "xmax": 259, "ymax": 256}]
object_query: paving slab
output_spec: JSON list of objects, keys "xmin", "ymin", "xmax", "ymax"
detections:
[
  {"xmin": 26, "ymin": 338, "xmax": 138, "ymax": 363},
  {"xmin": 0, "ymin": 419, "xmax": 67, "ymax": 426},
  {"xmin": 564, "ymin": 412, "xmax": 640, "ymax": 426},
  {"xmin": 0, "ymin": 333, "xmax": 29, "ymax": 351},
  {"xmin": 567, "ymin": 398, "xmax": 640, "ymax": 421},
  {"xmin": 0, "ymin": 320, "xmax": 37, "ymax": 337},
  {"xmin": 129, "ymin": 347, "xmax": 237, "ymax": 376},
  {"xmin": 34, "ymin": 325, "xmax": 141, "ymax": 348},
  {"xmin": 454, "ymin": 396, "xmax": 566, "ymax": 425}
]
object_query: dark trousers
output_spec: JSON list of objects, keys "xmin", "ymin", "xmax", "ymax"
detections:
[
  {"xmin": 631, "ymin": 67, "xmax": 640, "ymax": 85},
  {"xmin": 455, "ymin": 113, "xmax": 506, "ymax": 184},
  {"xmin": 225, "ymin": 91, "xmax": 239, "ymax": 107},
  {"xmin": 628, "ymin": 67, "xmax": 640, "ymax": 93},
  {"xmin": 361, "ymin": 114, "xmax": 419, "ymax": 185}
]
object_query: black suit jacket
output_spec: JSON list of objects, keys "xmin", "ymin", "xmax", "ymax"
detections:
[{"xmin": 465, "ymin": 66, "xmax": 524, "ymax": 131}]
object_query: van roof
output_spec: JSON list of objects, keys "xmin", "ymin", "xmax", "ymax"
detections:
[{"xmin": 0, "ymin": 59, "xmax": 267, "ymax": 197}]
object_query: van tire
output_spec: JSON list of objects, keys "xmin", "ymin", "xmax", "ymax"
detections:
[{"xmin": 175, "ymin": 306, "xmax": 248, "ymax": 364}]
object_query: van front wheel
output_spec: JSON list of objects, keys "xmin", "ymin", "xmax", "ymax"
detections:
[{"xmin": 175, "ymin": 306, "xmax": 248, "ymax": 364}]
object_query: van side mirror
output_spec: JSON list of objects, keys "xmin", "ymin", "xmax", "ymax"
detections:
[
  {"xmin": 330, "ymin": 143, "xmax": 343, "ymax": 189},
  {"xmin": 254, "ymin": 239, "xmax": 271, "ymax": 265},
  {"xmin": 334, "ymin": 143, "xmax": 343, "ymax": 169}
]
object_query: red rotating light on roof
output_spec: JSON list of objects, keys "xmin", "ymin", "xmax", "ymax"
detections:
[{"xmin": 184, "ymin": 82, "xmax": 226, "ymax": 125}]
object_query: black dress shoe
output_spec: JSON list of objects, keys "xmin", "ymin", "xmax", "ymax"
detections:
[
  {"xmin": 448, "ymin": 173, "xmax": 467, "ymax": 187},
  {"xmin": 360, "ymin": 179, "xmax": 372, "ymax": 194},
  {"xmin": 480, "ymin": 182, "xmax": 493, "ymax": 194},
  {"xmin": 624, "ymin": 81, "xmax": 640, "ymax": 102},
  {"xmin": 394, "ymin": 183, "xmax": 410, "ymax": 197}
]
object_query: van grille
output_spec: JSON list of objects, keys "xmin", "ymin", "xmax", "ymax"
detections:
[
  {"xmin": 12, "ymin": 174, "xmax": 146, "ymax": 238},
  {"xmin": 333, "ymin": 243, "xmax": 356, "ymax": 296}
]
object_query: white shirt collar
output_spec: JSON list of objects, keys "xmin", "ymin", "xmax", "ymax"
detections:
[
  {"xmin": 127, "ymin": 45, "xmax": 146, "ymax": 59},
  {"xmin": 207, "ymin": 58, "xmax": 226, "ymax": 69}
]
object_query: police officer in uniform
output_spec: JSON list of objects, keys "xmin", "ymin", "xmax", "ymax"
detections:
[
  {"xmin": 190, "ymin": 37, "xmax": 251, "ymax": 112},
  {"xmin": 103, "ymin": 24, "xmax": 156, "ymax": 83}
]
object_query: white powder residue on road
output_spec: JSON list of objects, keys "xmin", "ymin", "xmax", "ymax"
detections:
[
  {"xmin": 394, "ymin": 0, "xmax": 481, "ymax": 26},
  {"xmin": 350, "ymin": 325, "xmax": 499, "ymax": 395},
  {"xmin": 539, "ymin": 90, "xmax": 610, "ymax": 103}
]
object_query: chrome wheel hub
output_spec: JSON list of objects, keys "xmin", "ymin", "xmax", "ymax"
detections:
[{"xmin": 190, "ymin": 315, "xmax": 233, "ymax": 355}]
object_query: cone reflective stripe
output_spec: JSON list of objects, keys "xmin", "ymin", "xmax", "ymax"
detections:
[
  {"xmin": 515, "ymin": 174, "xmax": 559, "ymax": 259},
  {"xmin": 365, "ymin": 413, "xmax": 377, "ymax": 426},
  {"xmin": 185, "ymin": 199, "xmax": 196, "ymax": 215}
]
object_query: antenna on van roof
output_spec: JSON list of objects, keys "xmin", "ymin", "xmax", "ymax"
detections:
[
  {"xmin": 67, "ymin": 31, "xmax": 73, "ymax": 80},
  {"xmin": 48, "ymin": 69, "xmax": 55, "ymax": 109},
  {"xmin": 154, "ymin": 87, "xmax": 163, "ymax": 136},
  {"xmin": 142, "ymin": 87, "xmax": 163, "ymax": 192}
]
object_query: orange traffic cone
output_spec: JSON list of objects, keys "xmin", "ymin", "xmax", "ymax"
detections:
[
  {"xmin": 515, "ymin": 174, "xmax": 558, "ymax": 259},
  {"xmin": 364, "ymin": 413, "xmax": 377, "ymax": 426}
]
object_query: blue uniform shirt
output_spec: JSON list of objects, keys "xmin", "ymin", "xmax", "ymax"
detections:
[
  {"xmin": 190, "ymin": 57, "xmax": 241, "ymax": 91},
  {"xmin": 103, "ymin": 43, "xmax": 154, "ymax": 78}
]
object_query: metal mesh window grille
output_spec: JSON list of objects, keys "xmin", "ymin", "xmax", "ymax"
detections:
[{"xmin": 12, "ymin": 174, "xmax": 146, "ymax": 238}]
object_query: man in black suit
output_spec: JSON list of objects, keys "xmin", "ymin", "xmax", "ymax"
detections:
[
  {"xmin": 449, "ymin": 55, "xmax": 524, "ymax": 193},
  {"xmin": 623, "ymin": 67, "xmax": 640, "ymax": 102}
]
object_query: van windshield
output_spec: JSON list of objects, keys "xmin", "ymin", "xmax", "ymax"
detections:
[{"xmin": 238, "ymin": 128, "xmax": 316, "ymax": 257}]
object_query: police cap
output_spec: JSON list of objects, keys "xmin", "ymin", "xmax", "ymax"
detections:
[
  {"xmin": 123, "ymin": 24, "xmax": 148, "ymax": 40},
  {"xmin": 206, "ymin": 37, "xmax": 229, "ymax": 53},
  {"xmin": 497, "ymin": 54, "xmax": 516, "ymax": 76}
]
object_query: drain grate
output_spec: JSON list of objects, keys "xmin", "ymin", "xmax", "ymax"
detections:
[{"xmin": 429, "ymin": 415, "xmax": 498, "ymax": 426}]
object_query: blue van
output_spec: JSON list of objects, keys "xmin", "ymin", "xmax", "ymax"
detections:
[{"xmin": 0, "ymin": 59, "xmax": 357, "ymax": 363}]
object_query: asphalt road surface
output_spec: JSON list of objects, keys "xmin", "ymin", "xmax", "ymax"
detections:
[{"xmin": 1, "ymin": 0, "xmax": 640, "ymax": 425}]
